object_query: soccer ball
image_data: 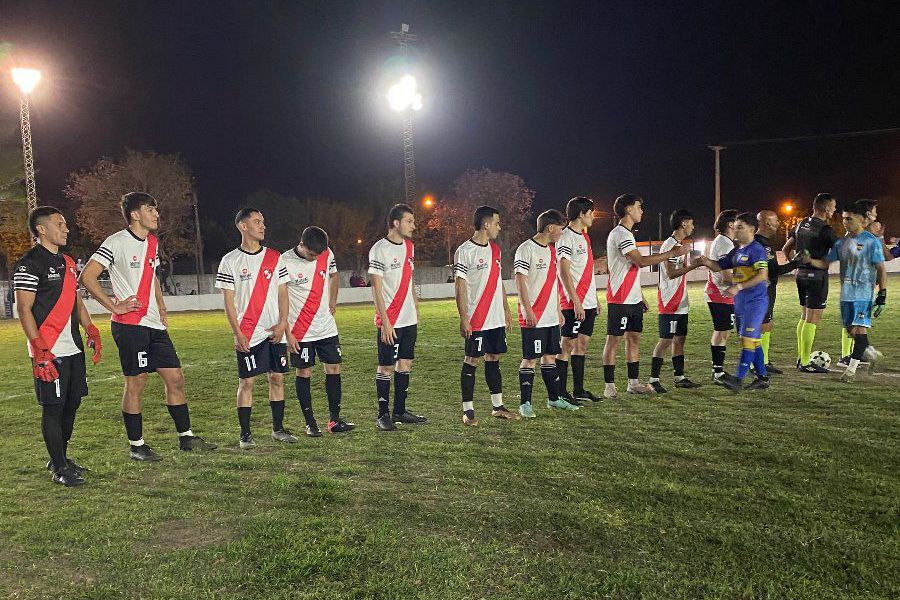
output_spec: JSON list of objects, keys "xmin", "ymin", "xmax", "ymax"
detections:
[{"xmin": 810, "ymin": 350, "xmax": 831, "ymax": 370}]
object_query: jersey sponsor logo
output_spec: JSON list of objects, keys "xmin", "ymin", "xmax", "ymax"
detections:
[
  {"xmin": 240, "ymin": 267, "xmax": 252, "ymax": 281},
  {"xmin": 47, "ymin": 266, "xmax": 61, "ymax": 281}
]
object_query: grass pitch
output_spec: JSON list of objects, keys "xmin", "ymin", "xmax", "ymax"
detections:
[{"xmin": 0, "ymin": 278, "xmax": 897, "ymax": 599}]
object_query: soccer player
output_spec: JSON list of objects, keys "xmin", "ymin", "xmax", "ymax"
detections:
[
  {"xmin": 283, "ymin": 226, "xmax": 354, "ymax": 434},
  {"xmin": 369, "ymin": 204, "xmax": 427, "ymax": 431},
  {"xmin": 754, "ymin": 210, "xmax": 804, "ymax": 374},
  {"xmin": 514, "ymin": 209, "xmax": 578, "ymax": 417},
  {"xmin": 705, "ymin": 209, "xmax": 738, "ymax": 385},
  {"xmin": 808, "ymin": 202, "xmax": 887, "ymax": 382},
  {"xmin": 698, "ymin": 213, "xmax": 770, "ymax": 391},
  {"xmin": 216, "ymin": 208, "xmax": 295, "ymax": 446},
  {"xmin": 649, "ymin": 209, "xmax": 703, "ymax": 393},
  {"xmin": 14, "ymin": 207, "xmax": 102, "ymax": 486},
  {"xmin": 783, "ymin": 193, "xmax": 838, "ymax": 373},
  {"xmin": 81, "ymin": 192, "xmax": 216, "ymax": 461},
  {"xmin": 556, "ymin": 197, "xmax": 602, "ymax": 404},
  {"xmin": 454, "ymin": 206, "xmax": 519, "ymax": 425},
  {"xmin": 602, "ymin": 194, "xmax": 689, "ymax": 399}
]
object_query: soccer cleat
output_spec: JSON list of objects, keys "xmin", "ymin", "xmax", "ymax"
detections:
[
  {"xmin": 574, "ymin": 389, "xmax": 602, "ymax": 402},
  {"xmin": 627, "ymin": 383, "xmax": 654, "ymax": 395},
  {"xmin": 518, "ymin": 402, "xmax": 536, "ymax": 418},
  {"xmin": 765, "ymin": 363, "xmax": 783, "ymax": 375},
  {"xmin": 179, "ymin": 435, "xmax": 217, "ymax": 452},
  {"xmin": 798, "ymin": 364, "xmax": 829, "ymax": 374},
  {"xmin": 305, "ymin": 422, "xmax": 323, "ymax": 437},
  {"xmin": 327, "ymin": 420, "xmax": 355, "ymax": 433},
  {"xmin": 836, "ymin": 356, "xmax": 851, "ymax": 368},
  {"xmin": 46, "ymin": 458, "xmax": 89, "ymax": 477},
  {"xmin": 51, "ymin": 467, "xmax": 85, "ymax": 487},
  {"xmin": 863, "ymin": 346, "xmax": 883, "ymax": 374},
  {"xmin": 648, "ymin": 381, "xmax": 668, "ymax": 394},
  {"xmin": 393, "ymin": 411, "xmax": 427, "ymax": 424},
  {"xmin": 491, "ymin": 406, "xmax": 521, "ymax": 420},
  {"xmin": 376, "ymin": 413, "xmax": 396, "ymax": 431},
  {"xmin": 603, "ymin": 385, "xmax": 618, "ymax": 400},
  {"xmin": 129, "ymin": 444, "xmax": 162, "ymax": 461},
  {"xmin": 239, "ymin": 434, "xmax": 256, "ymax": 450},
  {"xmin": 462, "ymin": 413, "xmax": 478, "ymax": 426},
  {"xmin": 745, "ymin": 376, "xmax": 770, "ymax": 390},
  {"xmin": 674, "ymin": 378, "xmax": 701, "ymax": 389},
  {"xmin": 718, "ymin": 374, "xmax": 743, "ymax": 392},
  {"xmin": 548, "ymin": 397, "xmax": 580, "ymax": 411},
  {"xmin": 562, "ymin": 391, "xmax": 583, "ymax": 407},
  {"xmin": 840, "ymin": 369, "xmax": 856, "ymax": 383},
  {"xmin": 272, "ymin": 428, "xmax": 298, "ymax": 443}
]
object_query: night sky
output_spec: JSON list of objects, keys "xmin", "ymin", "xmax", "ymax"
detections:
[{"xmin": 2, "ymin": 0, "xmax": 899, "ymax": 239}]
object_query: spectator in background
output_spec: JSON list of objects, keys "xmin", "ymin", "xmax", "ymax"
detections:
[{"xmin": 350, "ymin": 272, "xmax": 366, "ymax": 288}]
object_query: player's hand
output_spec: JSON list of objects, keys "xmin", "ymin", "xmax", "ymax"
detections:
[
  {"xmin": 380, "ymin": 323, "xmax": 397, "ymax": 346},
  {"xmin": 329, "ymin": 302, "xmax": 337, "ymax": 315},
  {"xmin": 286, "ymin": 332, "xmax": 301, "ymax": 354},
  {"xmin": 86, "ymin": 324, "xmax": 102, "ymax": 365},
  {"xmin": 573, "ymin": 298, "xmax": 585, "ymax": 321},
  {"xmin": 30, "ymin": 336, "xmax": 58, "ymax": 382},
  {"xmin": 724, "ymin": 285, "xmax": 740, "ymax": 298},
  {"xmin": 670, "ymin": 244, "xmax": 689, "ymax": 257},
  {"xmin": 268, "ymin": 322, "xmax": 286, "ymax": 342},
  {"xmin": 234, "ymin": 332, "xmax": 251, "ymax": 353},
  {"xmin": 523, "ymin": 308, "xmax": 537, "ymax": 328},
  {"xmin": 111, "ymin": 295, "xmax": 141, "ymax": 315},
  {"xmin": 460, "ymin": 317, "xmax": 472, "ymax": 339},
  {"xmin": 505, "ymin": 311, "xmax": 512, "ymax": 330},
  {"xmin": 873, "ymin": 289, "xmax": 887, "ymax": 317},
  {"xmin": 159, "ymin": 307, "xmax": 168, "ymax": 328},
  {"xmin": 640, "ymin": 299, "xmax": 649, "ymax": 313}
]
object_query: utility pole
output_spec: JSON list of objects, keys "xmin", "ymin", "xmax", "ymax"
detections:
[
  {"xmin": 390, "ymin": 23, "xmax": 419, "ymax": 205},
  {"xmin": 191, "ymin": 192, "xmax": 204, "ymax": 294},
  {"xmin": 708, "ymin": 145, "xmax": 725, "ymax": 221}
]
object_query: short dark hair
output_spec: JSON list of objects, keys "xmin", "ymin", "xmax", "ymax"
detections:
[
  {"xmin": 613, "ymin": 193, "xmax": 642, "ymax": 218},
  {"xmin": 300, "ymin": 226, "xmax": 328, "ymax": 255},
  {"xmin": 735, "ymin": 212, "xmax": 758, "ymax": 229},
  {"xmin": 845, "ymin": 201, "xmax": 871, "ymax": 218},
  {"xmin": 565, "ymin": 196, "xmax": 594, "ymax": 221},
  {"xmin": 536, "ymin": 209, "xmax": 565, "ymax": 233},
  {"xmin": 669, "ymin": 209, "xmax": 694, "ymax": 232},
  {"xmin": 121, "ymin": 192, "xmax": 157, "ymax": 225},
  {"xmin": 812, "ymin": 193, "xmax": 836, "ymax": 211},
  {"xmin": 473, "ymin": 205, "xmax": 500, "ymax": 230},
  {"xmin": 855, "ymin": 198, "xmax": 877, "ymax": 214},
  {"xmin": 713, "ymin": 209, "xmax": 739, "ymax": 234},
  {"xmin": 28, "ymin": 206, "xmax": 62, "ymax": 237},
  {"xmin": 234, "ymin": 207, "xmax": 262, "ymax": 226},
  {"xmin": 387, "ymin": 203, "xmax": 414, "ymax": 229}
]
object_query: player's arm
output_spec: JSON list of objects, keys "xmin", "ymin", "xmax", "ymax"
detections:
[
  {"xmin": 663, "ymin": 257, "xmax": 700, "ymax": 278},
  {"xmin": 369, "ymin": 274, "xmax": 395, "ymax": 345},
  {"xmin": 500, "ymin": 274, "xmax": 513, "ymax": 329},
  {"xmin": 75, "ymin": 294, "xmax": 102, "ymax": 364},
  {"xmin": 625, "ymin": 245, "xmax": 688, "ymax": 268},
  {"xmin": 14, "ymin": 289, "xmax": 40, "ymax": 342},
  {"xmin": 220, "ymin": 288, "xmax": 250, "ymax": 352},
  {"xmin": 14, "ymin": 290, "xmax": 59, "ymax": 381},
  {"xmin": 515, "ymin": 272, "xmax": 536, "ymax": 327},
  {"xmin": 154, "ymin": 276, "xmax": 168, "ymax": 327},
  {"xmin": 329, "ymin": 272, "xmax": 339, "ymax": 313},
  {"xmin": 558, "ymin": 257, "xmax": 584, "ymax": 320},
  {"xmin": 782, "ymin": 235, "xmax": 795, "ymax": 259},
  {"xmin": 454, "ymin": 276, "xmax": 471, "ymax": 338},
  {"xmin": 79, "ymin": 259, "xmax": 140, "ymax": 315},
  {"xmin": 267, "ymin": 283, "xmax": 288, "ymax": 342}
]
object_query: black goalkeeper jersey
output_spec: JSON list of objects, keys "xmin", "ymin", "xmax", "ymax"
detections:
[{"xmin": 791, "ymin": 216, "xmax": 838, "ymax": 271}]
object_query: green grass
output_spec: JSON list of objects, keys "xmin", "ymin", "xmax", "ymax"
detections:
[{"xmin": 0, "ymin": 278, "xmax": 897, "ymax": 599}]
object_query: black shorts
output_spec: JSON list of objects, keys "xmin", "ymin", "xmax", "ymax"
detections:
[
  {"xmin": 707, "ymin": 302, "xmax": 735, "ymax": 332},
  {"xmin": 465, "ymin": 327, "xmax": 507, "ymax": 358},
  {"xmin": 796, "ymin": 268, "xmax": 828, "ymax": 310},
  {"xmin": 658, "ymin": 313, "xmax": 689, "ymax": 339},
  {"xmin": 290, "ymin": 335, "xmax": 343, "ymax": 368},
  {"xmin": 33, "ymin": 353, "xmax": 88, "ymax": 406},
  {"xmin": 606, "ymin": 303, "xmax": 644, "ymax": 336},
  {"xmin": 377, "ymin": 324, "xmax": 417, "ymax": 366},
  {"xmin": 561, "ymin": 307, "xmax": 598, "ymax": 338},
  {"xmin": 237, "ymin": 338, "xmax": 290, "ymax": 378},
  {"xmin": 521, "ymin": 325, "xmax": 562, "ymax": 359},
  {"xmin": 111, "ymin": 322, "xmax": 181, "ymax": 377},
  {"xmin": 763, "ymin": 285, "xmax": 777, "ymax": 324}
]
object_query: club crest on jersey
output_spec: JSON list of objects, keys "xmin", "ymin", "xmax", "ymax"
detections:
[
  {"xmin": 263, "ymin": 269, "xmax": 273, "ymax": 280},
  {"xmin": 318, "ymin": 270, "xmax": 327, "ymax": 279},
  {"xmin": 856, "ymin": 244, "xmax": 864, "ymax": 251},
  {"xmin": 17, "ymin": 265, "xmax": 26, "ymax": 272}
]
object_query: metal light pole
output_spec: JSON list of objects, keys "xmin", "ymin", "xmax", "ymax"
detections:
[
  {"xmin": 389, "ymin": 24, "xmax": 421, "ymax": 204},
  {"xmin": 708, "ymin": 145, "xmax": 725, "ymax": 221},
  {"xmin": 11, "ymin": 68, "xmax": 42, "ymax": 214},
  {"xmin": 190, "ymin": 191, "xmax": 205, "ymax": 294}
]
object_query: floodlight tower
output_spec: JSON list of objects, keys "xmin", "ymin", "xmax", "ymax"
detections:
[
  {"xmin": 11, "ymin": 68, "xmax": 41, "ymax": 213},
  {"xmin": 389, "ymin": 23, "xmax": 421, "ymax": 205}
]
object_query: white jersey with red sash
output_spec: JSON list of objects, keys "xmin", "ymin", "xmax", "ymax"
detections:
[
  {"xmin": 454, "ymin": 239, "xmax": 505, "ymax": 331},
  {"xmin": 704, "ymin": 234, "xmax": 735, "ymax": 305},
  {"xmin": 282, "ymin": 247, "xmax": 339, "ymax": 342},
  {"xmin": 557, "ymin": 226, "xmax": 598, "ymax": 310},
  {"xmin": 215, "ymin": 246, "xmax": 290, "ymax": 346},
  {"xmin": 657, "ymin": 236, "xmax": 689, "ymax": 314},
  {"xmin": 14, "ymin": 245, "xmax": 83, "ymax": 358},
  {"xmin": 514, "ymin": 239, "xmax": 560, "ymax": 328},
  {"xmin": 368, "ymin": 237, "xmax": 417, "ymax": 328},
  {"xmin": 90, "ymin": 228, "xmax": 165, "ymax": 329},
  {"xmin": 606, "ymin": 224, "xmax": 643, "ymax": 305}
]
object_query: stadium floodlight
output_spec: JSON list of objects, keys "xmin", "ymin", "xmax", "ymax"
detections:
[
  {"xmin": 387, "ymin": 74, "xmax": 423, "ymax": 113},
  {"xmin": 11, "ymin": 68, "xmax": 41, "ymax": 94},
  {"xmin": 10, "ymin": 67, "xmax": 42, "ymax": 222}
]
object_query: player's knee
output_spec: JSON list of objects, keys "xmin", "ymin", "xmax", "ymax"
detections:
[
  {"xmin": 323, "ymin": 363, "xmax": 340, "ymax": 375},
  {"xmin": 740, "ymin": 337, "xmax": 759, "ymax": 351},
  {"xmin": 377, "ymin": 365, "xmax": 394, "ymax": 376},
  {"xmin": 520, "ymin": 358, "xmax": 537, "ymax": 369},
  {"xmin": 124, "ymin": 374, "xmax": 148, "ymax": 394},
  {"xmin": 295, "ymin": 367, "xmax": 312, "ymax": 378},
  {"xmin": 576, "ymin": 336, "xmax": 590, "ymax": 353},
  {"xmin": 267, "ymin": 372, "xmax": 284, "ymax": 387},
  {"xmin": 464, "ymin": 356, "xmax": 481, "ymax": 367},
  {"xmin": 396, "ymin": 358, "xmax": 413, "ymax": 371},
  {"xmin": 238, "ymin": 376, "xmax": 255, "ymax": 391},
  {"xmin": 484, "ymin": 354, "xmax": 500, "ymax": 362}
]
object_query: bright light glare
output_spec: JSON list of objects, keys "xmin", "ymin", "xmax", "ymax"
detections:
[
  {"xmin": 387, "ymin": 75, "xmax": 423, "ymax": 112},
  {"xmin": 11, "ymin": 68, "xmax": 41, "ymax": 94},
  {"xmin": 783, "ymin": 202, "xmax": 794, "ymax": 213},
  {"xmin": 693, "ymin": 240, "xmax": 706, "ymax": 255},
  {"xmin": 422, "ymin": 195, "xmax": 434, "ymax": 208}
]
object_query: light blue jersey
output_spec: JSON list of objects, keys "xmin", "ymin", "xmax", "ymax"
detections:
[{"xmin": 826, "ymin": 230, "xmax": 884, "ymax": 302}]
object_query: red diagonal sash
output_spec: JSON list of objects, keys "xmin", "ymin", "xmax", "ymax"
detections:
[
  {"xmin": 606, "ymin": 263, "xmax": 639, "ymax": 304},
  {"xmin": 523, "ymin": 244, "xmax": 557, "ymax": 326},
  {"xmin": 377, "ymin": 239, "xmax": 414, "ymax": 327},
  {"xmin": 469, "ymin": 241, "xmax": 501, "ymax": 331},
  {"xmin": 112, "ymin": 234, "xmax": 158, "ymax": 325},
  {"xmin": 658, "ymin": 276, "xmax": 686, "ymax": 313},
  {"xmin": 239, "ymin": 247, "xmax": 281, "ymax": 339},
  {"xmin": 291, "ymin": 251, "xmax": 329, "ymax": 341},
  {"xmin": 36, "ymin": 254, "xmax": 78, "ymax": 350}
]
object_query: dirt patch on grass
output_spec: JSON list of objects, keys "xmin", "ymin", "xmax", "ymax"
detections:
[{"xmin": 144, "ymin": 518, "xmax": 237, "ymax": 552}]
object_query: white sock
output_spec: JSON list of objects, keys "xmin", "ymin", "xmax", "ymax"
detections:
[
  {"xmin": 462, "ymin": 401, "xmax": 474, "ymax": 412},
  {"xmin": 605, "ymin": 382, "xmax": 616, "ymax": 391},
  {"xmin": 628, "ymin": 378, "xmax": 639, "ymax": 388},
  {"xmin": 649, "ymin": 377, "xmax": 660, "ymax": 383},
  {"xmin": 129, "ymin": 438, "xmax": 145, "ymax": 447},
  {"xmin": 178, "ymin": 429, "xmax": 194, "ymax": 437},
  {"xmin": 848, "ymin": 359, "xmax": 860, "ymax": 373},
  {"xmin": 490, "ymin": 393, "xmax": 503, "ymax": 408}
]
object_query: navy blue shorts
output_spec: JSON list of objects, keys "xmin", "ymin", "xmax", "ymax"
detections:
[{"xmin": 734, "ymin": 294, "xmax": 768, "ymax": 340}]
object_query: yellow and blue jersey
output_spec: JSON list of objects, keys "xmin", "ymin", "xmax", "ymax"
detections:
[{"xmin": 717, "ymin": 241, "xmax": 769, "ymax": 302}]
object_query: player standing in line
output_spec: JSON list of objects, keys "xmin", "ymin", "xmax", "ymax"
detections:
[
  {"xmin": 699, "ymin": 213, "xmax": 770, "ymax": 391},
  {"xmin": 369, "ymin": 204, "xmax": 427, "ymax": 431},
  {"xmin": 15, "ymin": 207, "xmax": 102, "ymax": 486},
  {"xmin": 782, "ymin": 193, "xmax": 838, "ymax": 373},
  {"xmin": 514, "ymin": 209, "xmax": 578, "ymax": 417},
  {"xmin": 454, "ymin": 206, "xmax": 519, "ymax": 426},
  {"xmin": 556, "ymin": 197, "xmax": 602, "ymax": 404},
  {"xmin": 705, "ymin": 210, "xmax": 738, "ymax": 386},
  {"xmin": 282, "ymin": 226, "xmax": 354, "ymax": 434},
  {"xmin": 602, "ymin": 194, "xmax": 689, "ymax": 399},
  {"xmin": 81, "ymin": 192, "xmax": 216, "ymax": 461},
  {"xmin": 648, "ymin": 209, "xmax": 703, "ymax": 393},
  {"xmin": 216, "ymin": 208, "xmax": 295, "ymax": 447}
]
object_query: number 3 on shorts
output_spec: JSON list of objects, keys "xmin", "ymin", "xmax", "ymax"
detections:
[{"xmin": 137, "ymin": 351, "xmax": 148, "ymax": 368}]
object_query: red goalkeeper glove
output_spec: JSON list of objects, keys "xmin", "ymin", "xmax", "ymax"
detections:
[
  {"xmin": 30, "ymin": 336, "xmax": 59, "ymax": 382},
  {"xmin": 86, "ymin": 324, "xmax": 102, "ymax": 364}
]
